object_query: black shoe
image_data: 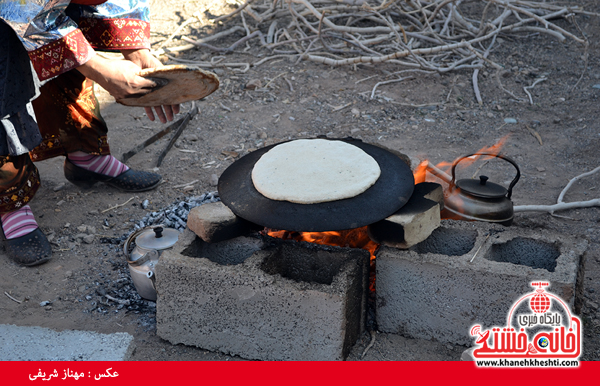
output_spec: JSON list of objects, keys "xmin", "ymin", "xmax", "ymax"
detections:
[
  {"xmin": 64, "ymin": 159, "xmax": 162, "ymax": 192},
  {"xmin": 1, "ymin": 227, "xmax": 52, "ymax": 267}
]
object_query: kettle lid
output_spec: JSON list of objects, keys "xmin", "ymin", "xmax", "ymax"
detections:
[
  {"xmin": 456, "ymin": 175, "xmax": 507, "ymax": 199},
  {"xmin": 135, "ymin": 226, "xmax": 179, "ymax": 250}
]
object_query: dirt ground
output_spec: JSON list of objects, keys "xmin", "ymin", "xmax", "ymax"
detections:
[{"xmin": 1, "ymin": 0, "xmax": 600, "ymax": 361}]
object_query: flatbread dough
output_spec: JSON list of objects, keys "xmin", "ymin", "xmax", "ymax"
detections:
[
  {"xmin": 251, "ymin": 139, "xmax": 381, "ymax": 204},
  {"xmin": 116, "ymin": 65, "xmax": 219, "ymax": 107}
]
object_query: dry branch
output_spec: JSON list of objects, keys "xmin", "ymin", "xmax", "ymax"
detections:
[
  {"xmin": 514, "ymin": 199, "xmax": 600, "ymax": 214},
  {"xmin": 102, "ymin": 197, "xmax": 137, "ymax": 213},
  {"xmin": 153, "ymin": 0, "xmax": 588, "ymax": 104},
  {"xmin": 523, "ymin": 77, "xmax": 546, "ymax": 105},
  {"xmin": 514, "ymin": 166, "xmax": 600, "ymax": 214},
  {"xmin": 360, "ymin": 330, "xmax": 377, "ymax": 359},
  {"xmin": 213, "ymin": 0, "xmax": 257, "ymax": 23},
  {"xmin": 4, "ymin": 291, "xmax": 22, "ymax": 304},
  {"xmin": 558, "ymin": 166, "xmax": 600, "ymax": 204},
  {"xmin": 370, "ymin": 76, "xmax": 412, "ymax": 99}
]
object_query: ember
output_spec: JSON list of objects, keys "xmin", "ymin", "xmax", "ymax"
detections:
[{"xmin": 266, "ymin": 227, "xmax": 378, "ymax": 260}]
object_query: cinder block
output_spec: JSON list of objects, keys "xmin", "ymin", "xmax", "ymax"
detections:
[
  {"xmin": 186, "ymin": 201, "xmax": 256, "ymax": 242},
  {"xmin": 368, "ymin": 183, "xmax": 442, "ymax": 249},
  {"xmin": 376, "ymin": 220, "xmax": 587, "ymax": 345},
  {"xmin": 417, "ymin": 182, "xmax": 444, "ymax": 207},
  {"xmin": 155, "ymin": 229, "xmax": 370, "ymax": 361}
]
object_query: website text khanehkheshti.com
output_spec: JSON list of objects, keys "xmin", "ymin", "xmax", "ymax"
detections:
[{"xmin": 476, "ymin": 358, "xmax": 579, "ymax": 367}]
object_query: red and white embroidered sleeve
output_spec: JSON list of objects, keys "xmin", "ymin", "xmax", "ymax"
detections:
[
  {"xmin": 28, "ymin": 29, "xmax": 96, "ymax": 82},
  {"xmin": 78, "ymin": 17, "xmax": 151, "ymax": 51},
  {"xmin": 74, "ymin": 0, "xmax": 151, "ymax": 51},
  {"xmin": 1, "ymin": 0, "xmax": 151, "ymax": 81},
  {"xmin": 0, "ymin": 0, "xmax": 97, "ymax": 81}
]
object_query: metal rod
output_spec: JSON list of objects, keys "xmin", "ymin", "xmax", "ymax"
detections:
[
  {"xmin": 156, "ymin": 102, "xmax": 199, "ymax": 167},
  {"xmin": 121, "ymin": 117, "xmax": 185, "ymax": 162}
]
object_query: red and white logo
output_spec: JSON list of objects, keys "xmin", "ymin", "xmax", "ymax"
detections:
[{"xmin": 470, "ymin": 282, "xmax": 582, "ymax": 366}]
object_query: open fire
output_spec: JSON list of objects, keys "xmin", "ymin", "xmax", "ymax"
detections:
[
  {"xmin": 265, "ymin": 227, "xmax": 378, "ymax": 259},
  {"xmin": 414, "ymin": 135, "xmax": 513, "ymax": 223},
  {"xmin": 413, "ymin": 135, "xmax": 510, "ymax": 185},
  {"xmin": 152, "ymin": 134, "xmax": 586, "ymax": 361}
]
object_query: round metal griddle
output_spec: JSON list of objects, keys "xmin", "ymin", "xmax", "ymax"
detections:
[{"xmin": 218, "ymin": 138, "xmax": 414, "ymax": 232}]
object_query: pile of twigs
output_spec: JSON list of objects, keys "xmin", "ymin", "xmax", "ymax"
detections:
[{"xmin": 154, "ymin": 0, "xmax": 592, "ymax": 101}]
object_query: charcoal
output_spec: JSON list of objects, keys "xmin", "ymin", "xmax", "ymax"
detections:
[{"xmin": 130, "ymin": 191, "xmax": 220, "ymax": 232}]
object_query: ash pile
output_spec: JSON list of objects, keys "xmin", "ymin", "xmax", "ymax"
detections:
[{"xmin": 87, "ymin": 192, "xmax": 220, "ymax": 326}]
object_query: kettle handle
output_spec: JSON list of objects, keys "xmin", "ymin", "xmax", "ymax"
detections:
[
  {"xmin": 128, "ymin": 249, "xmax": 159, "ymax": 266},
  {"xmin": 450, "ymin": 152, "xmax": 521, "ymax": 199},
  {"xmin": 123, "ymin": 224, "xmax": 167, "ymax": 257}
]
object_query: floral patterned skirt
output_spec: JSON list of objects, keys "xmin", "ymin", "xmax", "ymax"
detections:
[
  {"xmin": 0, "ymin": 155, "xmax": 40, "ymax": 213},
  {"xmin": 1, "ymin": 26, "xmax": 112, "ymax": 212},
  {"xmin": 29, "ymin": 69, "xmax": 111, "ymax": 162}
]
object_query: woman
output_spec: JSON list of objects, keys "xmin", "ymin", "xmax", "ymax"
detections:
[{"xmin": 0, "ymin": 0, "xmax": 178, "ymax": 266}]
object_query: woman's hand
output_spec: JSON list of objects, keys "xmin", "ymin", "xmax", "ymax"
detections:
[
  {"xmin": 121, "ymin": 49, "xmax": 180, "ymax": 123},
  {"xmin": 77, "ymin": 55, "xmax": 156, "ymax": 100}
]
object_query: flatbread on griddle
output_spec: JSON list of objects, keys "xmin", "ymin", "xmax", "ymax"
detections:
[
  {"xmin": 116, "ymin": 65, "xmax": 219, "ymax": 107},
  {"xmin": 251, "ymin": 139, "xmax": 381, "ymax": 204}
]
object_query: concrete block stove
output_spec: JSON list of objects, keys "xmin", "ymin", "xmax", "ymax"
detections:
[
  {"xmin": 155, "ymin": 229, "xmax": 369, "ymax": 361},
  {"xmin": 376, "ymin": 220, "xmax": 587, "ymax": 345},
  {"xmin": 152, "ymin": 187, "xmax": 587, "ymax": 358}
]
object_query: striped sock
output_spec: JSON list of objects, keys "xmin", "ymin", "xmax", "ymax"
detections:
[
  {"xmin": 68, "ymin": 151, "xmax": 129, "ymax": 178},
  {"xmin": 1, "ymin": 205, "xmax": 38, "ymax": 239}
]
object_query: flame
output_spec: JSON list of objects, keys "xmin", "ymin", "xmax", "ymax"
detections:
[
  {"xmin": 413, "ymin": 135, "xmax": 510, "ymax": 220},
  {"xmin": 267, "ymin": 227, "xmax": 378, "ymax": 260},
  {"xmin": 265, "ymin": 136, "xmax": 510, "ymax": 290},
  {"xmin": 413, "ymin": 160, "xmax": 428, "ymax": 184},
  {"xmin": 448, "ymin": 134, "xmax": 510, "ymax": 171},
  {"xmin": 413, "ymin": 135, "xmax": 510, "ymax": 184},
  {"xmin": 268, "ymin": 137, "xmax": 510, "ymax": 237}
]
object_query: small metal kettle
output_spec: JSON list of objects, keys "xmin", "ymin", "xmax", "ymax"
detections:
[
  {"xmin": 123, "ymin": 225, "xmax": 179, "ymax": 301},
  {"xmin": 442, "ymin": 152, "xmax": 520, "ymax": 226}
]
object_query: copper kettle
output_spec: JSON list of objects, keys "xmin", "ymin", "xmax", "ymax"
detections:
[{"xmin": 442, "ymin": 152, "xmax": 520, "ymax": 226}]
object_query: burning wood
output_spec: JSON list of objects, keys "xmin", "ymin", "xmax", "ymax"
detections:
[
  {"xmin": 416, "ymin": 136, "xmax": 519, "ymax": 224},
  {"xmin": 418, "ymin": 135, "xmax": 511, "ymax": 186},
  {"xmin": 418, "ymin": 136, "xmax": 600, "ymax": 218},
  {"xmin": 265, "ymin": 227, "xmax": 379, "ymax": 259}
]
